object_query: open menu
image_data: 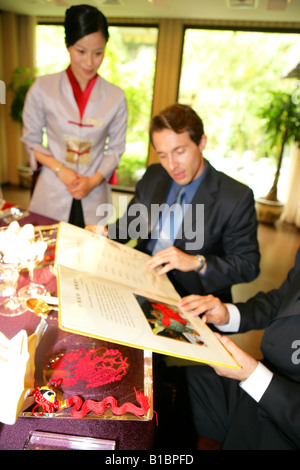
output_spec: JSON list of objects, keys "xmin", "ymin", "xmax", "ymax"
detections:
[{"xmin": 55, "ymin": 222, "xmax": 239, "ymax": 368}]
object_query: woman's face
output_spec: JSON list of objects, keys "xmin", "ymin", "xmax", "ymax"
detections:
[{"xmin": 68, "ymin": 31, "xmax": 106, "ymax": 89}]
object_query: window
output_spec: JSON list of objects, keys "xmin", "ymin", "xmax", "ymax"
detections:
[
  {"xmin": 36, "ymin": 24, "xmax": 158, "ymax": 189},
  {"xmin": 178, "ymin": 29, "xmax": 300, "ymax": 201}
]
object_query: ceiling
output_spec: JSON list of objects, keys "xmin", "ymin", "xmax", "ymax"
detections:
[{"xmin": 0, "ymin": 0, "xmax": 299, "ymax": 23}]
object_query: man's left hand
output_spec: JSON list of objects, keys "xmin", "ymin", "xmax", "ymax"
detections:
[
  {"xmin": 146, "ymin": 247, "xmax": 201, "ymax": 275},
  {"xmin": 212, "ymin": 334, "xmax": 258, "ymax": 382}
]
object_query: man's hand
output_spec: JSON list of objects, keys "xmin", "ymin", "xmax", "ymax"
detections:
[
  {"xmin": 211, "ymin": 334, "xmax": 258, "ymax": 382},
  {"xmin": 179, "ymin": 294, "xmax": 230, "ymax": 325},
  {"xmin": 179, "ymin": 295, "xmax": 259, "ymax": 381},
  {"xmin": 146, "ymin": 246, "xmax": 203, "ymax": 275},
  {"xmin": 85, "ymin": 225, "xmax": 108, "ymax": 237}
]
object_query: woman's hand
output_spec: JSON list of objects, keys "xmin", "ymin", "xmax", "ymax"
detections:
[
  {"xmin": 33, "ymin": 151, "xmax": 79, "ymax": 187},
  {"xmin": 66, "ymin": 171, "xmax": 105, "ymax": 199},
  {"xmin": 58, "ymin": 166, "xmax": 79, "ymax": 188},
  {"xmin": 66, "ymin": 175, "xmax": 92, "ymax": 199},
  {"xmin": 178, "ymin": 294, "xmax": 230, "ymax": 325}
]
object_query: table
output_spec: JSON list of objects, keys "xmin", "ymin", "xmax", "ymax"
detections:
[{"xmin": 0, "ymin": 212, "xmax": 155, "ymax": 450}]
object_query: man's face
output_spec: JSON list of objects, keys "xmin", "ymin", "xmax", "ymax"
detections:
[{"xmin": 152, "ymin": 129, "xmax": 207, "ymax": 185}]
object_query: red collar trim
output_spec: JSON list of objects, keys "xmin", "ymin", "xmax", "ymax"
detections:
[{"xmin": 66, "ymin": 65, "xmax": 98, "ymax": 119}]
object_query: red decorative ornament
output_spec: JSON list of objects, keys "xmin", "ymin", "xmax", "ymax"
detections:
[
  {"xmin": 30, "ymin": 380, "xmax": 62, "ymax": 416},
  {"xmin": 29, "ymin": 379, "xmax": 150, "ymax": 420},
  {"xmin": 49, "ymin": 347, "xmax": 129, "ymax": 389}
]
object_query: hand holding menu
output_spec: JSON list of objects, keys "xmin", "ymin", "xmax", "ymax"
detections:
[{"xmin": 55, "ymin": 222, "xmax": 239, "ymax": 368}]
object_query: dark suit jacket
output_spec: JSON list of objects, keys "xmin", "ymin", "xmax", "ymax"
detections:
[
  {"xmin": 108, "ymin": 161, "xmax": 260, "ymax": 301},
  {"xmin": 225, "ymin": 248, "xmax": 300, "ymax": 449}
]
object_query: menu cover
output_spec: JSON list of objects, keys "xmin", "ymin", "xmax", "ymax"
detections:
[{"xmin": 55, "ymin": 222, "xmax": 239, "ymax": 369}]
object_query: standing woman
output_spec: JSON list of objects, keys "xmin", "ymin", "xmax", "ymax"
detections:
[{"xmin": 22, "ymin": 4, "xmax": 127, "ymax": 227}]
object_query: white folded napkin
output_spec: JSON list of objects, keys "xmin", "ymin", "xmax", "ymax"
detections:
[{"xmin": 0, "ymin": 329, "xmax": 36, "ymax": 425}]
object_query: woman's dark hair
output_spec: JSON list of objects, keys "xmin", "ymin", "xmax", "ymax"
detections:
[
  {"xmin": 64, "ymin": 4, "xmax": 109, "ymax": 47},
  {"xmin": 150, "ymin": 104, "xmax": 205, "ymax": 146}
]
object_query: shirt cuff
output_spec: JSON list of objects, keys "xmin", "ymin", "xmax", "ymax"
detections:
[
  {"xmin": 239, "ymin": 362, "xmax": 273, "ymax": 402},
  {"xmin": 217, "ymin": 303, "xmax": 241, "ymax": 332}
]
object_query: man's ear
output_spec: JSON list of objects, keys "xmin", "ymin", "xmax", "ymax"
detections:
[{"xmin": 198, "ymin": 134, "xmax": 207, "ymax": 152}]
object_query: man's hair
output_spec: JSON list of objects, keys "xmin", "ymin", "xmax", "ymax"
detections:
[{"xmin": 150, "ymin": 104, "xmax": 204, "ymax": 146}]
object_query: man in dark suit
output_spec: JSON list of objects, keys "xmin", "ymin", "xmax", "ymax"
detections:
[
  {"xmin": 177, "ymin": 246, "xmax": 300, "ymax": 449},
  {"xmin": 92, "ymin": 104, "xmax": 260, "ymax": 301}
]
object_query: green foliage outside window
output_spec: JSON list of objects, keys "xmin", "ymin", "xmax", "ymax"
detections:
[
  {"xmin": 258, "ymin": 91, "xmax": 300, "ymax": 201},
  {"xmin": 9, "ymin": 67, "xmax": 35, "ymax": 124},
  {"xmin": 179, "ymin": 29, "xmax": 300, "ymax": 199}
]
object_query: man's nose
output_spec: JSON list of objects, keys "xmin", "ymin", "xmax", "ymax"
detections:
[{"xmin": 167, "ymin": 154, "xmax": 178, "ymax": 170}]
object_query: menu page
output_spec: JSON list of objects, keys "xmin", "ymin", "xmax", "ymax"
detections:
[{"xmin": 55, "ymin": 222, "xmax": 180, "ymax": 304}]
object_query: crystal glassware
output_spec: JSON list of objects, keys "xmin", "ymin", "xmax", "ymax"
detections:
[
  {"xmin": 17, "ymin": 227, "xmax": 48, "ymax": 300},
  {"xmin": 0, "ymin": 251, "xmax": 27, "ymax": 318}
]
